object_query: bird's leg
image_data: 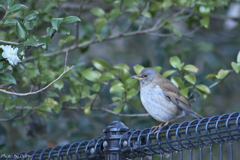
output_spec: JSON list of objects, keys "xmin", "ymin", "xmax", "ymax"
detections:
[
  {"xmin": 164, "ymin": 121, "xmax": 169, "ymax": 126},
  {"xmin": 151, "ymin": 122, "xmax": 164, "ymax": 133}
]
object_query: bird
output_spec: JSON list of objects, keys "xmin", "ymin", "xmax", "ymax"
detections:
[{"xmin": 131, "ymin": 67, "xmax": 203, "ymax": 133}]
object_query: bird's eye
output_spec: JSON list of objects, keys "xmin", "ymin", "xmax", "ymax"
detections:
[{"xmin": 143, "ymin": 74, "xmax": 148, "ymax": 77}]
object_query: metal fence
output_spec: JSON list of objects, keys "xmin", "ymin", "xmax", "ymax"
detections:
[{"xmin": 2, "ymin": 112, "xmax": 240, "ymax": 160}]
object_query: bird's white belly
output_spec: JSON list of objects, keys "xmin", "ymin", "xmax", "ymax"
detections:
[{"xmin": 140, "ymin": 85, "xmax": 182, "ymax": 122}]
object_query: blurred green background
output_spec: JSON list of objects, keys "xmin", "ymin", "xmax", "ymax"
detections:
[{"xmin": 0, "ymin": 0, "xmax": 240, "ymax": 157}]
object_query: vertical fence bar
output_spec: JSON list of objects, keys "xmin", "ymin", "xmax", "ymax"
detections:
[
  {"xmin": 220, "ymin": 143, "xmax": 223, "ymax": 160},
  {"xmin": 230, "ymin": 141, "xmax": 233, "ymax": 160},
  {"xmin": 103, "ymin": 121, "xmax": 129, "ymax": 160},
  {"xmin": 210, "ymin": 144, "xmax": 213, "ymax": 160},
  {"xmin": 199, "ymin": 147, "xmax": 203, "ymax": 160},
  {"xmin": 180, "ymin": 150, "xmax": 183, "ymax": 160},
  {"xmin": 190, "ymin": 148, "xmax": 193, "ymax": 160}
]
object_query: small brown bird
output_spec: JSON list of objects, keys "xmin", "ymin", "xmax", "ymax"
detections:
[{"xmin": 131, "ymin": 68, "xmax": 203, "ymax": 133}]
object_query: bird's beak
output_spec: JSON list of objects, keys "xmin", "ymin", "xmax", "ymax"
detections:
[{"xmin": 130, "ymin": 75, "xmax": 142, "ymax": 80}]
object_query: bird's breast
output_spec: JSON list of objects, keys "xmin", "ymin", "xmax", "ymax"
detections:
[{"xmin": 140, "ymin": 85, "xmax": 183, "ymax": 122}]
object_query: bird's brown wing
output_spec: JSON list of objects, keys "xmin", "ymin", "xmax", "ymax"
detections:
[{"xmin": 155, "ymin": 81, "xmax": 203, "ymax": 119}]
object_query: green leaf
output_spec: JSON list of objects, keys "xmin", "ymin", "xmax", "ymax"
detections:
[
  {"xmin": 47, "ymin": 92, "xmax": 59, "ymax": 98},
  {"xmin": 95, "ymin": 34, "xmax": 103, "ymax": 41},
  {"xmin": 173, "ymin": 28, "xmax": 182, "ymax": 37},
  {"xmin": 231, "ymin": 62, "xmax": 240, "ymax": 74},
  {"xmin": 40, "ymin": 70, "xmax": 55, "ymax": 82},
  {"xmin": 133, "ymin": 65, "xmax": 144, "ymax": 75},
  {"xmin": 99, "ymin": 72, "xmax": 115, "ymax": 81},
  {"xmin": 25, "ymin": 63, "xmax": 40, "ymax": 79},
  {"xmin": 110, "ymin": 68, "xmax": 119, "ymax": 76},
  {"xmin": 24, "ymin": 21, "xmax": 34, "ymax": 30},
  {"xmin": 4, "ymin": 19, "xmax": 18, "ymax": 25},
  {"xmin": 142, "ymin": 11, "xmax": 152, "ymax": 18},
  {"xmin": 180, "ymin": 88, "xmax": 188, "ymax": 98},
  {"xmin": 171, "ymin": 77, "xmax": 185, "ymax": 89},
  {"xmin": 205, "ymin": 74, "xmax": 216, "ymax": 79},
  {"xmin": 153, "ymin": 66, "xmax": 162, "ymax": 72},
  {"xmin": 8, "ymin": 0, "xmax": 18, "ymax": 8},
  {"xmin": 92, "ymin": 59, "xmax": 110, "ymax": 71},
  {"xmin": 44, "ymin": 98, "xmax": 58, "ymax": 109},
  {"xmin": 92, "ymin": 83, "xmax": 100, "ymax": 92},
  {"xmin": 110, "ymin": 85, "xmax": 125, "ymax": 93},
  {"xmin": 216, "ymin": 69, "xmax": 230, "ymax": 80},
  {"xmin": 237, "ymin": 51, "xmax": 240, "ymax": 63},
  {"xmin": 13, "ymin": 98, "xmax": 26, "ymax": 106},
  {"xmin": 0, "ymin": 93, "xmax": 11, "ymax": 105},
  {"xmin": 0, "ymin": 5, "xmax": 5, "ymax": 10},
  {"xmin": 196, "ymin": 84, "xmax": 210, "ymax": 94},
  {"xmin": 53, "ymin": 80, "xmax": 64, "ymax": 90},
  {"xmin": 169, "ymin": 56, "xmax": 184, "ymax": 70},
  {"xmin": 15, "ymin": 21, "xmax": 28, "ymax": 40},
  {"xmin": 81, "ymin": 68, "xmax": 100, "ymax": 82},
  {"xmin": 94, "ymin": 18, "xmax": 108, "ymax": 33},
  {"xmin": 127, "ymin": 88, "xmax": 138, "ymax": 99},
  {"xmin": 24, "ymin": 10, "xmax": 39, "ymax": 22},
  {"xmin": 184, "ymin": 74, "xmax": 196, "ymax": 85},
  {"xmin": 200, "ymin": 17, "xmax": 209, "ymax": 28},
  {"xmin": 162, "ymin": 70, "xmax": 176, "ymax": 78},
  {"xmin": 51, "ymin": 18, "xmax": 63, "ymax": 31},
  {"xmin": 111, "ymin": 80, "xmax": 124, "ymax": 87},
  {"xmin": 114, "ymin": 64, "xmax": 130, "ymax": 70},
  {"xmin": 183, "ymin": 65, "xmax": 199, "ymax": 73},
  {"xmin": 25, "ymin": 36, "xmax": 37, "ymax": 47},
  {"xmin": 39, "ymin": 35, "xmax": 51, "ymax": 50},
  {"xmin": 114, "ymin": 103, "xmax": 123, "ymax": 114},
  {"xmin": 62, "ymin": 16, "xmax": 81, "ymax": 24},
  {"xmin": 58, "ymin": 26, "xmax": 70, "ymax": 35},
  {"xmin": 84, "ymin": 102, "xmax": 92, "ymax": 115},
  {"xmin": 112, "ymin": 97, "xmax": 122, "ymax": 102},
  {"xmin": 58, "ymin": 35, "xmax": 75, "ymax": 47},
  {"xmin": 91, "ymin": 7, "xmax": 106, "ymax": 17},
  {"xmin": 0, "ymin": 73, "xmax": 16, "ymax": 84},
  {"xmin": 5, "ymin": 100, "xmax": 14, "ymax": 111},
  {"xmin": 124, "ymin": 78, "xmax": 138, "ymax": 90},
  {"xmin": 120, "ymin": 68, "xmax": 130, "ymax": 83},
  {"xmin": 54, "ymin": 104, "xmax": 61, "ymax": 114},
  {"xmin": 8, "ymin": 4, "xmax": 28, "ymax": 14},
  {"xmin": 199, "ymin": 6, "xmax": 210, "ymax": 17},
  {"xmin": 36, "ymin": 105, "xmax": 52, "ymax": 113},
  {"xmin": 108, "ymin": 9, "xmax": 120, "ymax": 19}
]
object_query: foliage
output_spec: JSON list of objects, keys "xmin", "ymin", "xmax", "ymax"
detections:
[{"xmin": 0, "ymin": 0, "xmax": 239, "ymax": 153}]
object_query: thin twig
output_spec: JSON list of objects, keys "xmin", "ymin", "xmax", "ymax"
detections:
[
  {"xmin": 124, "ymin": 0, "xmax": 150, "ymax": 33},
  {"xmin": 13, "ymin": 105, "xmax": 150, "ymax": 117},
  {"xmin": 0, "ymin": 66, "xmax": 75, "ymax": 96},
  {"xmin": 76, "ymin": 0, "xmax": 85, "ymax": 44},
  {"xmin": 209, "ymin": 69, "xmax": 233, "ymax": 89},
  {"xmin": 24, "ymin": 20, "xmax": 169, "ymax": 61},
  {"xmin": 0, "ymin": 13, "xmax": 7, "ymax": 24},
  {"xmin": 138, "ymin": 1, "xmax": 150, "ymax": 31},
  {"xmin": 64, "ymin": 50, "xmax": 68, "ymax": 71},
  {"xmin": 189, "ymin": 69, "xmax": 234, "ymax": 101},
  {"xmin": 0, "ymin": 40, "xmax": 18, "ymax": 45}
]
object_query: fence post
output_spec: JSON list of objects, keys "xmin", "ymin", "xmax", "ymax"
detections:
[{"xmin": 102, "ymin": 121, "xmax": 129, "ymax": 160}]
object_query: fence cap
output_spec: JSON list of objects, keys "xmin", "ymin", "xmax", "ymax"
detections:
[{"xmin": 103, "ymin": 121, "xmax": 129, "ymax": 132}]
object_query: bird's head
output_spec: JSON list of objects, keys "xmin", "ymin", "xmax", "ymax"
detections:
[{"xmin": 131, "ymin": 68, "xmax": 160, "ymax": 86}]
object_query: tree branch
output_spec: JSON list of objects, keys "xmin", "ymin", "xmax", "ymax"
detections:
[
  {"xmin": 0, "ymin": 52, "xmax": 75, "ymax": 96},
  {"xmin": 12, "ymin": 105, "xmax": 150, "ymax": 117},
  {"xmin": 24, "ymin": 18, "xmax": 170, "ymax": 61}
]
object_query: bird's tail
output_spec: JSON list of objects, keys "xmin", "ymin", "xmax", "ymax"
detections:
[{"xmin": 192, "ymin": 112, "xmax": 203, "ymax": 119}]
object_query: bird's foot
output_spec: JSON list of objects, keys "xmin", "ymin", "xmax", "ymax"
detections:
[
  {"xmin": 151, "ymin": 122, "xmax": 170, "ymax": 134},
  {"xmin": 151, "ymin": 123, "xmax": 163, "ymax": 134}
]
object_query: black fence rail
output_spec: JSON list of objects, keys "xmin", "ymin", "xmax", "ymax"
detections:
[{"xmin": 2, "ymin": 112, "xmax": 240, "ymax": 160}]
